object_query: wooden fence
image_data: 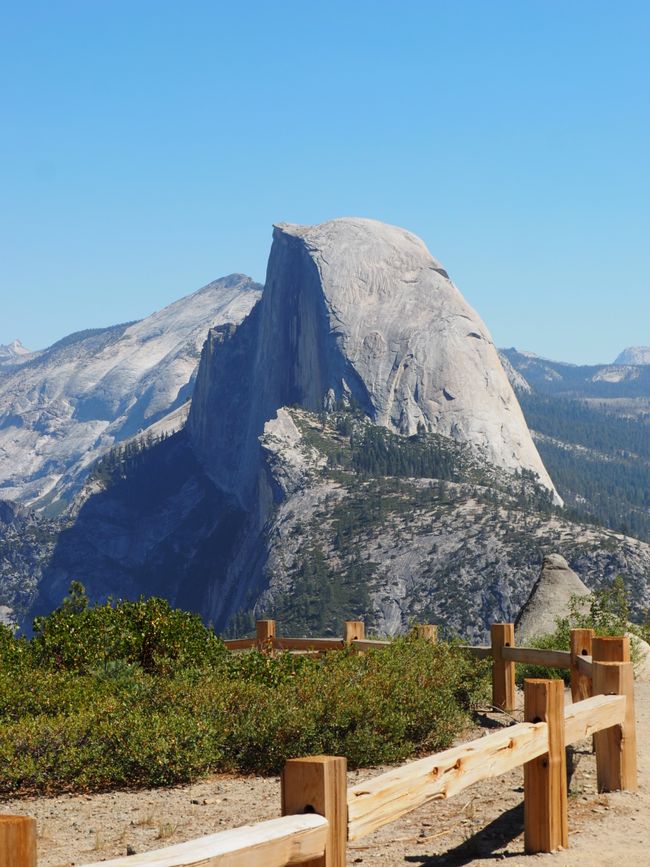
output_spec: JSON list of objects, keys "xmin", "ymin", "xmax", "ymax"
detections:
[{"xmin": 2, "ymin": 624, "xmax": 637, "ymax": 866}]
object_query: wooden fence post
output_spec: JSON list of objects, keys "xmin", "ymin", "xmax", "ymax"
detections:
[
  {"xmin": 0, "ymin": 816, "xmax": 37, "ymax": 867},
  {"xmin": 491, "ymin": 623, "xmax": 516, "ymax": 712},
  {"xmin": 593, "ymin": 660, "xmax": 637, "ymax": 792},
  {"xmin": 413, "ymin": 624, "xmax": 438, "ymax": 643},
  {"xmin": 343, "ymin": 621, "xmax": 365, "ymax": 644},
  {"xmin": 523, "ymin": 679, "xmax": 568, "ymax": 854},
  {"xmin": 592, "ymin": 635, "xmax": 630, "ymax": 663},
  {"xmin": 282, "ymin": 756, "xmax": 347, "ymax": 867},
  {"xmin": 256, "ymin": 619, "xmax": 276, "ymax": 652},
  {"xmin": 570, "ymin": 628, "xmax": 594, "ymax": 702}
]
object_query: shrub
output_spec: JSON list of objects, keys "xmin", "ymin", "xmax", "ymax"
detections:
[
  {"xmin": 31, "ymin": 585, "xmax": 228, "ymax": 675},
  {"xmin": 0, "ymin": 596, "xmax": 490, "ymax": 795}
]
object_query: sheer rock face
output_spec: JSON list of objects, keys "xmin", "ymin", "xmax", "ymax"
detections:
[
  {"xmin": 515, "ymin": 553, "xmax": 592, "ymax": 643},
  {"xmin": 188, "ymin": 218, "xmax": 558, "ymax": 502}
]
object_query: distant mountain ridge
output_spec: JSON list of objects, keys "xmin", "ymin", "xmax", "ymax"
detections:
[
  {"xmin": 500, "ymin": 347, "xmax": 650, "ymax": 406},
  {"xmin": 500, "ymin": 347, "xmax": 650, "ymax": 545},
  {"xmin": 0, "ymin": 274, "xmax": 261, "ymax": 508}
]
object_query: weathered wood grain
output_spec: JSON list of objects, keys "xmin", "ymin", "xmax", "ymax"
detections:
[
  {"xmin": 492, "ymin": 623, "xmax": 516, "ymax": 711},
  {"xmin": 80, "ymin": 814, "xmax": 328, "ymax": 867},
  {"xmin": 564, "ymin": 693, "xmax": 626, "ymax": 744},
  {"xmin": 0, "ymin": 815, "xmax": 36, "ymax": 867},
  {"xmin": 347, "ymin": 720, "xmax": 548, "ymax": 841},
  {"xmin": 593, "ymin": 661, "xmax": 637, "ymax": 792},
  {"xmin": 576, "ymin": 654, "xmax": 593, "ymax": 679},
  {"xmin": 570, "ymin": 628, "xmax": 594, "ymax": 702}
]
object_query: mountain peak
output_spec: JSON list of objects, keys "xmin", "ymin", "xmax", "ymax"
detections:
[
  {"xmin": 189, "ymin": 217, "xmax": 559, "ymax": 502},
  {"xmin": 0, "ymin": 339, "xmax": 30, "ymax": 360},
  {"xmin": 273, "ymin": 217, "xmax": 449, "ymax": 276},
  {"xmin": 614, "ymin": 346, "xmax": 650, "ymax": 365}
]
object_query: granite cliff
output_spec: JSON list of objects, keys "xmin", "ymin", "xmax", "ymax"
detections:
[{"xmin": 189, "ymin": 219, "xmax": 558, "ymax": 503}]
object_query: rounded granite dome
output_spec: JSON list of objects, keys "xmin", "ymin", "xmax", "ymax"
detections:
[{"xmin": 266, "ymin": 218, "xmax": 559, "ymax": 500}]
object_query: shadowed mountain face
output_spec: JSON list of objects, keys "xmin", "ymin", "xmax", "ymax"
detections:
[
  {"xmin": 29, "ymin": 431, "xmax": 248, "ymax": 627},
  {"xmin": 0, "ymin": 275, "xmax": 261, "ymax": 510}
]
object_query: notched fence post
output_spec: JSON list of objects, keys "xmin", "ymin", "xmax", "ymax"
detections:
[
  {"xmin": 413, "ymin": 624, "xmax": 438, "ymax": 643},
  {"xmin": 343, "ymin": 620, "xmax": 365, "ymax": 644},
  {"xmin": 523, "ymin": 678, "xmax": 568, "ymax": 854},
  {"xmin": 570, "ymin": 627, "xmax": 594, "ymax": 703},
  {"xmin": 593, "ymin": 660, "xmax": 637, "ymax": 792},
  {"xmin": 282, "ymin": 755, "xmax": 347, "ymax": 867},
  {"xmin": 491, "ymin": 623, "xmax": 516, "ymax": 712}
]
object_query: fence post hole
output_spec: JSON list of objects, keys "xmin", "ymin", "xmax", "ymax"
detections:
[
  {"xmin": 343, "ymin": 620, "xmax": 365, "ymax": 644},
  {"xmin": 592, "ymin": 635, "xmax": 630, "ymax": 663},
  {"xmin": 523, "ymin": 679, "xmax": 568, "ymax": 854},
  {"xmin": 491, "ymin": 623, "xmax": 516, "ymax": 712},
  {"xmin": 570, "ymin": 628, "xmax": 594, "ymax": 702},
  {"xmin": 593, "ymin": 660, "xmax": 637, "ymax": 792},
  {"xmin": 413, "ymin": 624, "xmax": 438, "ymax": 643},
  {"xmin": 256, "ymin": 619, "xmax": 276, "ymax": 652},
  {"xmin": 0, "ymin": 816, "xmax": 37, "ymax": 867},
  {"xmin": 282, "ymin": 755, "xmax": 347, "ymax": 867}
]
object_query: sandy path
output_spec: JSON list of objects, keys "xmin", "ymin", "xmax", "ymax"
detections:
[{"xmin": 2, "ymin": 683, "xmax": 648, "ymax": 866}]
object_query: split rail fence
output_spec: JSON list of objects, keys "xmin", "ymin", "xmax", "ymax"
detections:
[{"xmin": 2, "ymin": 622, "xmax": 637, "ymax": 867}]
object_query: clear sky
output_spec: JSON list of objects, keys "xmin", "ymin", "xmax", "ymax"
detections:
[{"xmin": 2, "ymin": 1, "xmax": 648, "ymax": 364}]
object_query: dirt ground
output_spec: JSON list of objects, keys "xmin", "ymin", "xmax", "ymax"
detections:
[{"xmin": 2, "ymin": 682, "xmax": 648, "ymax": 867}]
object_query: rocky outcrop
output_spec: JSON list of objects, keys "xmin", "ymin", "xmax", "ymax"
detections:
[
  {"xmin": 189, "ymin": 219, "xmax": 558, "ymax": 503},
  {"xmin": 499, "ymin": 352, "xmax": 532, "ymax": 393},
  {"xmin": 515, "ymin": 554, "xmax": 592, "ymax": 642},
  {"xmin": 259, "ymin": 409, "xmax": 327, "ymax": 498},
  {"xmin": 0, "ymin": 275, "xmax": 261, "ymax": 508},
  {"xmin": 0, "ymin": 499, "xmax": 59, "ymax": 626}
]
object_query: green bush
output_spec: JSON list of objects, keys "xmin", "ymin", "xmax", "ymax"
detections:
[
  {"xmin": 31, "ymin": 583, "xmax": 228, "ymax": 675},
  {"xmin": 0, "ymin": 592, "xmax": 490, "ymax": 796}
]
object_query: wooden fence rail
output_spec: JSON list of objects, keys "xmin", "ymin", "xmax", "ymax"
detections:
[
  {"xmin": 223, "ymin": 620, "xmax": 396, "ymax": 654},
  {"xmin": 7, "ymin": 625, "xmax": 638, "ymax": 866},
  {"xmin": 81, "ymin": 814, "xmax": 329, "ymax": 866}
]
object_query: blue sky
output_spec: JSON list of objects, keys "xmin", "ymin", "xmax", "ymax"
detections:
[{"xmin": 2, "ymin": 1, "xmax": 648, "ymax": 363}]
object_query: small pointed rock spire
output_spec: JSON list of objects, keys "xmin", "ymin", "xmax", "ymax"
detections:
[{"xmin": 515, "ymin": 554, "xmax": 592, "ymax": 644}]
